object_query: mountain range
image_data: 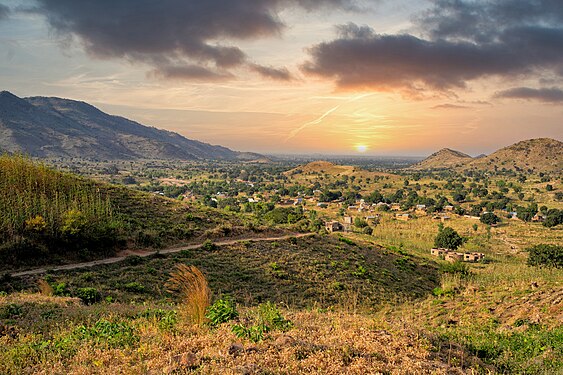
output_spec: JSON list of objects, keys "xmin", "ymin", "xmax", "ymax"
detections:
[
  {"xmin": 411, "ymin": 138, "xmax": 563, "ymax": 173},
  {"xmin": 0, "ymin": 91, "xmax": 262, "ymax": 161}
]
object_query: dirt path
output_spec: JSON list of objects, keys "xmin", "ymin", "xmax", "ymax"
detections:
[{"xmin": 11, "ymin": 233, "xmax": 315, "ymax": 278}]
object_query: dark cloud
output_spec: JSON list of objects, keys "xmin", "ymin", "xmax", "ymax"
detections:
[
  {"xmin": 431, "ymin": 104, "xmax": 469, "ymax": 110},
  {"xmin": 149, "ymin": 64, "xmax": 234, "ymax": 81},
  {"xmin": 33, "ymin": 0, "xmax": 357, "ymax": 81},
  {"xmin": 249, "ymin": 64, "xmax": 293, "ymax": 81},
  {"xmin": 495, "ymin": 87, "xmax": 563, "ymax": 103},
  {"xmin": 303, "ymin": 1, "xmax": 563, "ymax": 94},
  {"xmin": 0, "ymin": 4, "xmax": 10, "ymax": 20}
]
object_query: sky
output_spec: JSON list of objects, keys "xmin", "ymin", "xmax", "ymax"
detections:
[{"xmin": 0, "ymin": 0, "xmax": 562, "ymax": 156}]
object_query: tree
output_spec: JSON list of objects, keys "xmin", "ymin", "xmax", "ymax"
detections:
[
  {"xmin": 527, "ymin": 244, "xmax": 563, "ymax": 268},
  {"xmin": 434, "ymin": 226, "xmax": 464, "ymax": 250},
  {"xmin": 480, "ymin": 212, "xmax": 500, "ymax": 225}
]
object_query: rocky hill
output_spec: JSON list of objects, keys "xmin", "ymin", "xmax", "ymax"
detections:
[
  {"xmin": 466, "ymin": 138, "xmax": 562, "ymax": 174},
  {"xmin": 0, "ymin": 91, "xmax": 262, "ymax": 161},
  {"xmin": 410, "ymin": 138, "xmax": 562, "ymax": 173},
  {"xmin": 409, "ymin": 148, "xmax": 473, "ymax": 170}
]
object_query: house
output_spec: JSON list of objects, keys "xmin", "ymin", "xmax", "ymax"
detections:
[
  {"xmin": 445, "ymin": 252, "xmax": 464, "ymax": 262},
  {"xmin": 464, "ymin": 252, "xmax": 485, "ymax": 262},
  {"xmin": 365, "ymin": 215, "xmax": 380, "ymax": 224},
  {"xmin": 431, "ymin": 248, "xmax": 447, "ymax": 257},
  {"xmin": 325, "ymin": 221, "xmax": 343, "ymax": 233},
  {"xmin": 532, "ymin": 214, "xmax": 545, "ymax": 222},
  {"xmin": 444, "ymin": 205, "xmax": 454, "ymax": 212},
  {"xmin": 430, "ymin": 248, "xmax": 485, "ymax": 263},
  {"xmin": 432, "ymin": 215, "xmax": 450, "ymax": 222},
  {"xmin": 396, "ymin": 213, "xmax": 411, "ymax": 221},
  {"xmin": 343, "ymin": 216, "xmax": 353, "ymax": 231}
]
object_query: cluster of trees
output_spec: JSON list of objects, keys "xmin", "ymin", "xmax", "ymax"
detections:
[{"xmin": 527, "ymin": 244, "xmax": 562, "ymax": 268}]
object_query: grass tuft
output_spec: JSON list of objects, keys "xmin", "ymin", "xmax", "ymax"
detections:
[{"xmin": 166, "ymin": 264, "xmax": 211, "ymax": 325}]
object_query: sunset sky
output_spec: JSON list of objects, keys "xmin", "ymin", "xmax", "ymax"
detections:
[{"xmin": 0, "ymin": 0, "xmax": 562, "ymax": 156}]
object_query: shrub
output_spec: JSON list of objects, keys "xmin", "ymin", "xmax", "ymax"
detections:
[
  {"xmin": 166, "ymin": 264, "xmax": 211, "ymax": 325},
  {"xmin": 205, "ymin": 297, "xmax": 238, "ymax": 328},
  {"xmin": 232, "ymin": 302, "xmax": 292, "ymax": 343},
  {"xmin": 439, "ymin": 261, "xmax": 470, "ymax": 277},
  {"xmin": 527, "ymin": 244, "xmax": 563, "ymax": 268},
  {"xmin": 76, "ymin": 287, "xmax": 101, "ymax": 305},
  {"xmin": 61, "ymin": 209, "xmax": 88, "ymax": 236},
  {"xmin": 201, "ymin": 239, "xmax": 217, "ymax": 251},
  {"xmin": 123, "ymin": 282, "xmax": 146, "ymax": 293}
]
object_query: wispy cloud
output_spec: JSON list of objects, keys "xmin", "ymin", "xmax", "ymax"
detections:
[{"xmin": 285, "ymin": 93, "xmax": 372, "ymax": 141}]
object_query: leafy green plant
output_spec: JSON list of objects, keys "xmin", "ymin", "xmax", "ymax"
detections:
[
  {"xmin": 75, "ymin": 287, "xmax": 101, "ymax": 305},
  {"xmin": 205, "ymin": 297, "xmax": 238, "ymax": 328},
  {"xmin": 231, "ymin": 302, "xmax": 292, "ymax": 343},
  {"xmin": 73, "ymin": 319, "xmax": 137, "ymax": 348}
]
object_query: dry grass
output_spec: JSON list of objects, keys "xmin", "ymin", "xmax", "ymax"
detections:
[
  {"xmin": 37, "ymin": 279, "xmax": 53, "ymax": 296},
  {"xmin": 165, "ymin": 264, "xmax": 211, "ymax": 325}
]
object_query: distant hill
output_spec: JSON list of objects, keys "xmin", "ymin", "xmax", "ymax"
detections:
[
  {"xmin": 285, "ymin": 160, "xmax": 398, "ymax": 180},
  {"xmin": 410, "ymin": 138, "xmax": 562, "ymax": 173},
  {"xmin": 0, "ymin": 91, "xmax": 263, "ymax": 161},
  {"xmin": 466, "ymin": 138, "xmax": 563, "ymax": 174},
  {"xmin": 409, "ymin": 148, "xmax": 473, "ymax": 170}
]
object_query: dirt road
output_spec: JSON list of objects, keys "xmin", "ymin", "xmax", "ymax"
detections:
[{"xmin": 11, "ymin": 233, "xmax": 314, "ymax": 277}]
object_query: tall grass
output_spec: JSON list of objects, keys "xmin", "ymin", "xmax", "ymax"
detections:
[
  {"xmin": 0, "ymin": 154, "xmax": 115, "ymax": 240},
  {"xmin": 165, "ymin": 264, "xmax": 211, "ymax": 325},
  {"xmin": 0, "ymin": 154, "xmax": 123, "ymax": 265}
]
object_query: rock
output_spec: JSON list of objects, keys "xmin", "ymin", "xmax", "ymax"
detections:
[
  {"xmin": 274, "ymin": 335, "xmax": 296, "ymax": 348},
  {"xmin": 228, "ymin": 342, "xmax": 245, "ymax": 356},
  {"xmin": 0, "ymin": 324, "xmax": 18, "ymax": 339},
  {"xmin": 171, "ymin": 352, "xmax": 199, "ymax": 369},
  {"xmin": 238, "ymin": 363, "xmax": 258, "ymax": 374}
]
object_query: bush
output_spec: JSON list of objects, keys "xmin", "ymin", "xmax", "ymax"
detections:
[
  {"xmin": 76, "ymin": 287, "xmax": 101, "ymax": 305},
  {"xmin": 527, "ymin": 244, "xmax": 563, "ymax": 268},
  {"xmin": 205, "ymin": 297, "xmax": 238, "ymax": 328}
]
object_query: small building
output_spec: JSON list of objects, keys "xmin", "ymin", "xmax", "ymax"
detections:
[
  {"xmin": 532, "ymin": 214, "xmax": 545, "ymax": 223},
  {"xmin": 444, "ymin": 205, "xmax": 454, "ymax": 212},
  {"xmin": 342, "ymin": 216, "xmax": 353, "ymax": 231},
  {"xmin": 445, "ymin": 252, "xmax": 464, "ymax": 262},
  {"xmin": 431, "ymin": 248, "xmax": 485, "ymax": 263},
  {"xmin": 325, "ymin": 221, "xmax": 343, "ymax": 233},
  {"xmin": 431, "ymin": 248, "xmax": 447, "ymax": 257},
  {"xmin": 391, "ymin": 204, "xmax": 401, "ymax": 211},
  {"xmin": 464, "ymin": 252, "xmax": 485, "ymax": 262},
  {"xmin": 396, "ymin": 213, "xmax": 411, "ymax": 221}
]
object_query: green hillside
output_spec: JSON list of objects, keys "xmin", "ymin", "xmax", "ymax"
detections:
[{"xmin": 0, "ymin": 155, "xmax": 257, "ymax": 270}]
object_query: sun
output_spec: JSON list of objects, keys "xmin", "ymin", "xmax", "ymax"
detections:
[{"xmin": 355, "ymin": 144, "xmax": 368, "ymax": 153}]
